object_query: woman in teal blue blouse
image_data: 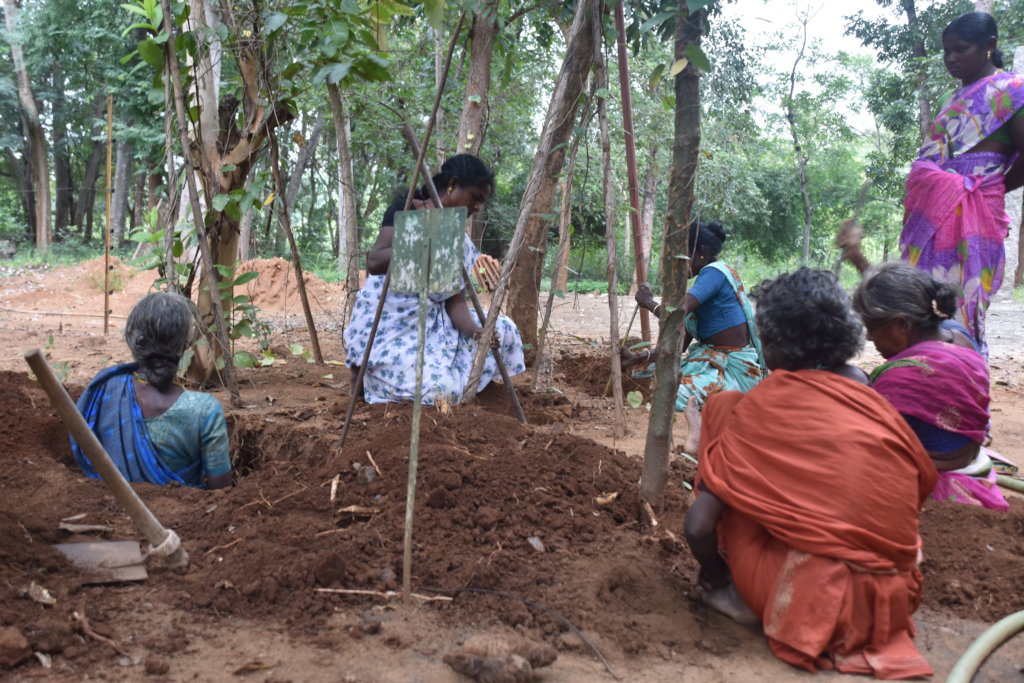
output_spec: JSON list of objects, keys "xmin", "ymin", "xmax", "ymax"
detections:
[{"xmin": 71, "ymin": 293, "xmax": 232, "ymax": 489}]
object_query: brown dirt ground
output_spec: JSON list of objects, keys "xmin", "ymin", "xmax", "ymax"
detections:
[{"xmin": 0, "ymin": 260, "xmax": 1022, "ymax": 681}]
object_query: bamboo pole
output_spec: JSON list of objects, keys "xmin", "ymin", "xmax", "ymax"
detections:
[
  {"xmin": 597, "ymin": 12, "xmax": 626, "ymax": 438},
  {"xmin": 338, "ymin": 11, "xmax": 467, "ymax": 452},
  {"xmin": 403, "ymin": 286, "xmax": 430, "ymax": 603},
  {"xmin": 613, "ymin": 1, "xmax": 650, "ymax": 342},
  {"xmin": 103, "ymin": 95, "xmax": 113, "ymax": 335},
  {"xmin": 24, "ymin": 350, "xmax": 188, "ymax": 567},
  {"xmin": 268, "ymin": 130, "xmax": 324, "ymax": 364}
]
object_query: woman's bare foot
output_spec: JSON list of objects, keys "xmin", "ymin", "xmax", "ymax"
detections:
[
  {"xmin": 698, "ymin": 580, "xmax": 760, "ymax": 626},
  {"xmin": 682, "ymin": 396, "xmax": 702, "ymax": 455}
]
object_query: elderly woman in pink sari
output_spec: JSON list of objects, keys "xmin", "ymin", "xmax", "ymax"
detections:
[
  {"xmin": 902, "ymin": 12, "xmax": 1024, "ymax": 354},
  {"xmin": 854, "ymin": 263, "xmax": 1009, "ymax": 512}
]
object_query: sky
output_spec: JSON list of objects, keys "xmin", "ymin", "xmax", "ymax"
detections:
[
  {"xmin": 718, "ymin": 0, "xmax": 896, "ymax": 130},
  {"xmin": 720, "ymin": 0, "xmax": 890, "ymax": 59}
]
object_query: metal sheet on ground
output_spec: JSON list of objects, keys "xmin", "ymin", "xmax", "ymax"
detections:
[{"xmin": 54, "ymin": 541, "xmax": 148, "ymax": 584}]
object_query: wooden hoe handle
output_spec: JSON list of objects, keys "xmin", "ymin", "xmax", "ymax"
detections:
[{"xmin": 24, "ymin": 349, "xmax": 189, "ymax": 568}]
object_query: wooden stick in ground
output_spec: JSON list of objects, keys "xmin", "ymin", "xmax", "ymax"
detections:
[
  {"xmin": 533, "ymin": 180, "xmax": 573, "ymax": 391},
  {"xmin": 341, "ymin": 16, "xmax": 467, "ymax": 448},
  {"xmin": 402, "ymin": 284, "xmax": 431, "ymax": 603},
  {"xmin": 596, "ymin": 14, "xmax": 626, "ymax": 438},
  {"xmin": 533, "ymin": 84, "xmax": 596, "ymax": 391},
  {"xmin": 399, "ymin": 123, "xmax": 527, "ymax": 424},
  {"xmin": 461, "ymin": 265, "xmax": 527, "ymax": 424},
  {"xmin": 24, "ymin": 349, "xmax": 189, "ymax": 568},
  {"xmin": 614, "ymin": 0, "xmax": 651, "ymax": 343},
  {"xmin": 268, "ymin": 129, "xmax": 323, "ymax": 364},
  {"xmin": 337, "ymin": 273, "xmax": 391, "ymax": 451},
  {"xmin": 603, "ymin": 303, "xmax": 639, "ymax": 398},
  {"xmin": 160, "ymin": 0, "xmax": 239, "ymax": 401},
  {"xmin": 103, "ymin": 94, "xmax": 113, "ymax": 335}
]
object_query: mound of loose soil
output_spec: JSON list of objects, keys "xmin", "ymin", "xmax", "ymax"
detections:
[
  {"xmin": 0, "ymin": 364, "xmax": 1022, "ymax": 676},
  {"xmin": 0, "ymin": 368, "xmax": 695, "ymax": 665},
  {"xmin": 0, "ymin": 256, "xmax": 345, "ymax": 322},
  {"xmin": 235, "ymin": 257, "xmax": 344, "ymax": 317}
]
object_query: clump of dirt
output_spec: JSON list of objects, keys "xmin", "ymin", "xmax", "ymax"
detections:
[
  {"xmin": 474, "ymin": 381, "xmax": 578, "ymax": 425},
  {"xmin": 919, "ymin": 500, "xmax": 1024, "ymax": 621},
  {"xmin": 555, "ymin": 348, "xmax": 653, "ymax": 402}
]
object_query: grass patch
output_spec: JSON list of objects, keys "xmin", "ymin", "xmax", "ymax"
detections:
[{"xmin": 1, "ymin": 238, "xmax": 112, "ymax": 272}]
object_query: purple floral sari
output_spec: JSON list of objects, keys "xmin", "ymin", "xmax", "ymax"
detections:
[{"xmin": 901, "ymin": 72, "xmax": 1024, "ymax": 352}]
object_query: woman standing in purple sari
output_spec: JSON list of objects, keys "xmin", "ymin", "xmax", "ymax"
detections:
[{"xmin": 901, "ymin": 11, "xmax": 1024, "ymax": 354}]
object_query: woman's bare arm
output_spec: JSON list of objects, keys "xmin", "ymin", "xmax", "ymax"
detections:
[
  {"xmin": 366, "ymin": 225, "xmax": 394, "ymax": 275},
  {"xmin": 445, "ymin": 292, "xmax": 482, "ymax": 338}
]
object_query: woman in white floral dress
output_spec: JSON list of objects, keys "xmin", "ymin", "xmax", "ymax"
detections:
[{"xmin": 344, "ymin": 155, "xmax": 525, "ymax": 405}]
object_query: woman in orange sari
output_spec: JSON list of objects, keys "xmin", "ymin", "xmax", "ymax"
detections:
[{"xmin": 684, "ymin": 268, "xmax": 937, "ymax": 679}]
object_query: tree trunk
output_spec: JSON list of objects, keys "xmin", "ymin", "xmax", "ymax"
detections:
[
  {"xmin": 613, "ymin": 0, "xmax": 650, "ymax": 337},
  {"xmin": 326, "ymin": 83, "xmax": 361, "ymax": 329},
  {"xmin": 72, "ymin": 99, "xmax": 108, "ymax": 236},
  {"xmin": 533, "ymin": 86, "xmax": 596, "ymax": 388},
  {"xmin": 465, "ymin": 0, "xmax": 598, "ymax": 397},
  {"xmin": 285, "ymin": 112, "xmax": 325, "ymax": 221},
  {"xmin": 131, "ymin": 171, "xmax": 147, "ymax": 234},
  {"xmin": 238, "ymin": 172, "xmax": 254, "ymax": 261},
  {"xmin": 505, "ymin": 0, "xmax": 598, "ymax": 350},
  {"xmin": 110, "ymin": 140, "xmax": 133, "ymax": 247},
  {"xmin": 269, "ymin": 130, "xmax": 323, "ymax": 364},
  {"xmin": 161, "ymin": 0, "xmax": 238, "ymax": 396},
  {"xmin": 52, "ymin": 65, "xmax": 74, "ymax": 234},
  {"xmin": 5, "ymin": 0, "xmax": 51, "ymax": 250},
  {"xmin": 785, "ymin": 14, "xmax": 813, "ymax": 264},
  {"xmin": 901, "ymin": 0, "xmax": 931, "ymax": 143},
  {"xmin": 456, "ymin": 1, "xmax": 497, "ymax": 157},
  {"xmin": 640, "ymin": 3, "xmax": 703, "ymax": 509},
  {"xmin": 2, "ymin": 148, "xmax": 33, "ymax": 235},
  {"xmin": 74, "ymin": 142, "xmax": 103, "ymax": 237},
  {"xmin": 167, "ymin": 0, "xmax": 292, "ymax": 379},
  {"xmin": 639, "ymin": 142, "xmax": 659, "ymax": 283}
]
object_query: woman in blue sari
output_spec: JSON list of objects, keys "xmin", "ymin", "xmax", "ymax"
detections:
[
  {"xmin": 71, "ymin": 293, "xmax": 232, "ymax": 489},
  {"xmin": 621, "ymin": 220, "xmax": 766, "ymax": 453}
]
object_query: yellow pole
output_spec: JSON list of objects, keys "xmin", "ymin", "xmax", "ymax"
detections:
[{"xmin": 103, "ymin": 95, "xmax": 113, "ymax": 334}]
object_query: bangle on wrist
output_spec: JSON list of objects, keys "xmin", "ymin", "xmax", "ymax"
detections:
[{"xmin": 653, "ymin": 304, "xmax": 663, "ymax": 317}]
